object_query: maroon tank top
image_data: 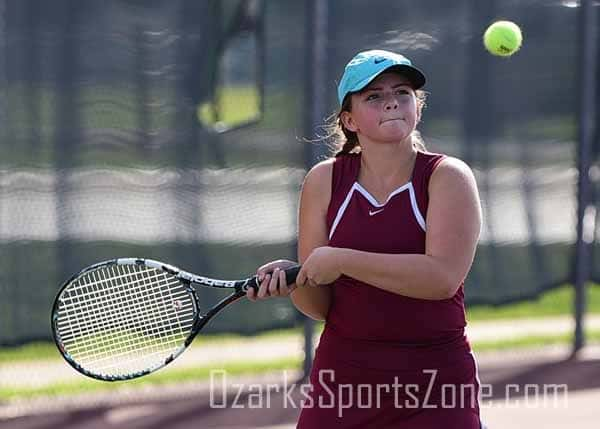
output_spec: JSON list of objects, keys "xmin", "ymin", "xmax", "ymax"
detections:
[{"xmin": 325, "ymin": 150, "xmax": 468, "ymax": 351}]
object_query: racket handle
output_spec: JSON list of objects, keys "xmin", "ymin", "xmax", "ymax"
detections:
[
  {"xmin": 284, "ymin": 264, "xmax": 301, "ymax": 284},
  {"xmin": 247, "ymin": 264, "xmax": 301, "ymax": 292}
]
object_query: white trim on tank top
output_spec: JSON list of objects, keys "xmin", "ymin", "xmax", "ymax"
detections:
[{"xmin": 328, "ymin": 181, "xmax": 427, "ymax": 240}]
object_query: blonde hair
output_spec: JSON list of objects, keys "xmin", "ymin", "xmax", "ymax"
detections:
[{"xmin": 325, "ymin": 89, "xmax": 427, "ymax": 157}]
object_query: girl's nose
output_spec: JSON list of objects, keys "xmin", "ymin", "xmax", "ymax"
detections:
[{"xmin": 384, "ymin": 96, "xmax": 399, "ymax": 110}]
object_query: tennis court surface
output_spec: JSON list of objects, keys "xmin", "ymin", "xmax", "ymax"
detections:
[{"xmin": 2, "ymin": 344, "xmax": 600, "ymax": 429}]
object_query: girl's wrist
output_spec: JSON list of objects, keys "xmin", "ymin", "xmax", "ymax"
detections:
[{"xmin": 335, "ymin": 247, "xmax": 350, "ymax": 275}]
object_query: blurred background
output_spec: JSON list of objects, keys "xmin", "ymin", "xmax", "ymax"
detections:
[{"xmin": 1, "ymin": 0, "xmax": 599, "ymax": 428}]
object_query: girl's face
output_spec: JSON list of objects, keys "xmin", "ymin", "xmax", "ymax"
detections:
[{"xmin": 341, "ymin": 72, "xmax": 420, "ymax": 145}]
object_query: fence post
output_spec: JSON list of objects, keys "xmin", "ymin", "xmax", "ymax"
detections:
[{"xmin": 574, "ymin": 0, "xmax": 598, "ymax": 355}]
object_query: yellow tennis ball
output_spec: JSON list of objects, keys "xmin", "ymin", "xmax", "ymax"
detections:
[{"xmin": 483, "ymin": 20, "xmax": 522, "ymax": 57}]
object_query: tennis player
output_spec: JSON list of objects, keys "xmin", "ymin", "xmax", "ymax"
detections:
[{"xmin": 248, "ymin": 49, "xmax": 483, "ymax": 428}]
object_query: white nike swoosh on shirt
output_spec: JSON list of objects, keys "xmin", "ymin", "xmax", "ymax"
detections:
[{"xmin": 369, "ymin": 208, "xmax": 385, "ymax": 216}]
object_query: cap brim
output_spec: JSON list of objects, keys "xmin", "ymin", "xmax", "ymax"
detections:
[
  {"xmin": 342, "ymin": 63, "xmax": 427, "ymax": 105},
  {"xmin": 384, "ymin": 64, "xmax": 426, "ymax": 90}
]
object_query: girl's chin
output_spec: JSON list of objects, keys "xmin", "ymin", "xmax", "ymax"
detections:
[
  {"xmin": 379, "ymin": 123, "xmax": 410, "ymax": 134},
  {"xmin": 371, "ymin": 137, "xmax": 411, "ymax": 145},
  {"xmin": 378, "ymin": 130, "xmax": 411, "ymax": 141}
]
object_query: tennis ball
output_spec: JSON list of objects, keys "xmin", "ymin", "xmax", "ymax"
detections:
[{"xmin": 483, "ymin": 20, "xmax": 522, "ymax": 57}]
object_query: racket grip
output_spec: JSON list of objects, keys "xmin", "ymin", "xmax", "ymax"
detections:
[
  {"xmin": 247, "ymin": 264, "xmax": 301, "ymax": 291},
  {"xmin": 284, "ymin": 264, "xmax": 301, "ymax": 284}
]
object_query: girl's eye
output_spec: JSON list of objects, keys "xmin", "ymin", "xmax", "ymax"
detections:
[
  {"xmin": 396, "ymin": 89, "xmax": 409, "ymax": 96},
  {"xmin": 366, "ymin": 93, "xmax": 380, "ymax": 101}
]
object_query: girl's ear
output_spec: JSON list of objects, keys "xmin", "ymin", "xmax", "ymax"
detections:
[{"xmin": 340, "ymin": 111, "xmax": 358, "ymax": 133}]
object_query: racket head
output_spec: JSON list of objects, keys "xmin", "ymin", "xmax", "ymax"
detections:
[{"xmin": 51, "ymin": 258, "xmax": 200, "ymax": 381}]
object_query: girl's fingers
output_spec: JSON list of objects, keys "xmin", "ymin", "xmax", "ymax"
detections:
[
  {"xmin": 251, "ymin": 262, "xmax": 299, "ymax": 300},
  {"xmin": 256, "ymin": 274, "xmax": 271, "ymax": 299},
  {"xmin": 276, "ymin": 268, "xmax": 290, "ymax": 295},
  {"xmin": 268, "ymin": 268, "xmax": 281, "ymax": 296},
  {"xmin": 257, "ymin": 260, "xmax": 288, "ymax": 279},
  {"xmin": 246, "ymin": 286, "xmax": 257, "ymax": 301},
  {"xmin": 279, "ymin": 268, "xmax": 287, "ymax": 288},
  {"xmin": 279, "ymin": 275, "xmax": 296, "ymax": 295}
]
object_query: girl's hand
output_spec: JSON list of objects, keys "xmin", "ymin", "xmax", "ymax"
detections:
[
  {"xmin": 247, "ymin": 259, "xmax": 299, "ymax": 301},
  {"xmin": 297, "ymin": 247, "xmax": 343, "ymax": 287}
]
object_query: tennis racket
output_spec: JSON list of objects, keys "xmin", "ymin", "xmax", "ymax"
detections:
[{"xmin": 51, "ymin": 258, "xmax": 300, "ymax": 382}]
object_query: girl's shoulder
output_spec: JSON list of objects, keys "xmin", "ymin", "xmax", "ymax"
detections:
[
  {"xmin": 417, "ymin": 150, "xmax": 472, "ymax": 172},
  {"xmin": 427, "ymin": 154, "xmax": 476, "ymax": 189},
  {"xmin": 302, "ymin": 158, "xmax": 335, "ymax": 194},
  {"xmin": 306, "ymin": 157, "xmax": 335, "ymax": 179}
]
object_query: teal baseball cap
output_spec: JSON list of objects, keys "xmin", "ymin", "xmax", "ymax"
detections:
[{"xmin": 337, "ymin": 50, "xmax": 426, "ymax": 105}]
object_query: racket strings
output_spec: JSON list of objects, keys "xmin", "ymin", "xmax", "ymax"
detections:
[
  {"xmin": 58, "ymin": 266, "xmax": 173, "ymax": 370},
  {"xmin": 61, "ymin": 269, "xmax": 184, "ymax": 365},
  {"xmin": 86, "ymin": 265, "xmax": 190, "ymax": 365},
  {"xmin": 58, "ymin": 268, "xmax": 173, "ymax": 346},
  {"xmin": 60, "ymin": 265, "xmax": 192, "ymax": 375},
  {"xmin": 55, "ymin": 264, "xmax": 196, "ymax": 378},
  {"xmin": 58, "ymin": 268, "xmax": 189, "ymax": 344}
]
